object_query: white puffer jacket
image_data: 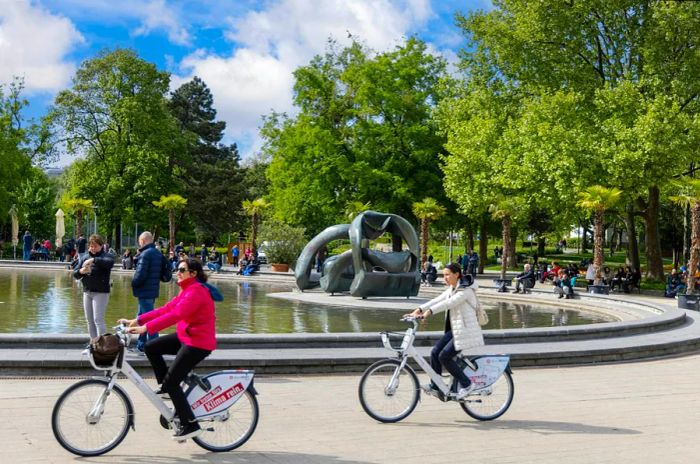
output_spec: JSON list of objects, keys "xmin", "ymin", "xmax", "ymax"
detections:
[{"xmin": 419, "ymin": 283, "xmax": 484, "ymax": 352}]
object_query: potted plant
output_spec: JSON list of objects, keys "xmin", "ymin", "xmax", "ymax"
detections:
[
  {"xmin": 670, "ymin": 179, "xmax": 700, "ymax": 310},
  {"xmin": 576, "ymin": 185, "xmax": 622, "ymax": 295},
  {"xmin": 258, "ymin": 219, "xmax": 307, "ymax": 272}
]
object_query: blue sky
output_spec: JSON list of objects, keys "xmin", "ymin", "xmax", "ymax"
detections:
[{"xmin": 0, "ymin": 0, "xmax": 493, "ymax": 167}]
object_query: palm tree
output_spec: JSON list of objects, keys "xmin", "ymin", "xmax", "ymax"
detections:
[
  {"xmin": 242, "ymin": 198, "xmax": 270, "ymax": 254},
  {"xmin": 489, "ymin": 199, "xmax": 517, "ymax": 282},
  {"xmin": 64, "ymin": 198, "xmax": 93, "ymax": 237},
  {"xmin": 412, "ymin": 197, "xmax": 446, "ymax": 265},
  {"xmin": 152, "ymin": 194, "xmax": 188, "ymax": 252},
  {"xmin": 576, "ymin": 185, "xmax": 623, "ymax": 285},
  {"xmin": 670, "ymin": 179, "xmax": 700, "ymax": 294}
]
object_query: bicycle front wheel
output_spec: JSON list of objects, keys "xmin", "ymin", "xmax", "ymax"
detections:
[
  {"xmin": 51, "ymin": 378, "xmax": 132, "ymax": 456},
  {"xmin": 193, "ymin": 389, "xmax": 259, "ymax": 452},
  {"xmin": 460, "ymin": 370, "xmax": 514, "ymax": 421},
  {"xmin": 358, "ymin": 359, "xmax": 419, "ymax": 423}
]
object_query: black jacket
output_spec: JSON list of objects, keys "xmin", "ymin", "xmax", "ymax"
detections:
[{"xmin": 72, "ymin": 250, "xmax": 114, "ymax": 293}]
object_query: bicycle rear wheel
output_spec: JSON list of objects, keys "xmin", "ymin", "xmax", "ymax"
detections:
[
  {"xmin": 460, "ymin": 370, "xmax": 514, "ymax": 421},
  {"xmin": 51, "ymin": 378, "xmax": 132, "ymax": 456},
  {"xmin": 358, "ymin": 359, "xmax": 419, "ymax": 423},
  {"xmin": 193, "ymin": 389, "xmax": 259, "ymax": 452}
]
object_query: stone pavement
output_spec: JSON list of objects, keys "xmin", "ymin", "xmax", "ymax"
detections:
[{"xmin": 3, "ymin": 354, "xmax": 700, "ymax": 464}]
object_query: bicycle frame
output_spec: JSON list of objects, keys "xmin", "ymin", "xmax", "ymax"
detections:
[{"xmin": 381, "ymin": 317, "xmax": 508, "ymax": 398}]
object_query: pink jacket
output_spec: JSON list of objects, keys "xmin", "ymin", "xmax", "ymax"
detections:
[{"xmin": 138, "ymin": 277, "xmax": 216, "ymax": 351}]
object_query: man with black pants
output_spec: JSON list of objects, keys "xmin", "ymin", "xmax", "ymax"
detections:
[{"xmin": 131, "ymin": 231, "xmax": 163, "ymax": 354}]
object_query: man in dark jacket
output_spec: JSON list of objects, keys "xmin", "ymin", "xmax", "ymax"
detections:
[
  {"xmin": 131, "ymin": 231, "xmax": 164, "ymax": 353},
  {"xmin": 513, "ymin": 263, "xmax": 536, "ymax": 293},
  {"xmin": 76, "ymin": 234, "xmax": 87, "ymax": 254}
]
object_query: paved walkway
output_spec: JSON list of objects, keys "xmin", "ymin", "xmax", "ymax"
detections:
[{"xmin": 3, "ymin": 354, "xmax": 700, "ymax": 463}]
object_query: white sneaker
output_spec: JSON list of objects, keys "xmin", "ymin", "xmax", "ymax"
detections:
[
  {"xmin": 454, "ymin": 383, "xmax": 476, "ymax": 400},
  {"xmin": 81, "ymin": 348, "xmax": 90, "ymax": 356}
]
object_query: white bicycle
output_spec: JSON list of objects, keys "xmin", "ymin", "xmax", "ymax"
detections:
[
  {"xmin": 358, "ymin": 316, "xmax": 514, "ymax": 422},
  {"xmin": 51, "ymin": 325, "xmax": 259, "ymax": 456}
]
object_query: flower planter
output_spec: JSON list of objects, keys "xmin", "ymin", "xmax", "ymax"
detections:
[
  {"xmin": 678, "ymin": 293, "xmax": 700, "ymax": 311},
  {"xmin": 587, "ymin": 284, "xmax": 610, "ymax": 295},
  {"xmin": 271, "ymin": 263, "xmax": 289, "ymax": 273}
]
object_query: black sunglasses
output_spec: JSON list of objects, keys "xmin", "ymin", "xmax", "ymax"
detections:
[{"xmin": 177, "ymin": 267, "xmax": 190, "ymax": 273}]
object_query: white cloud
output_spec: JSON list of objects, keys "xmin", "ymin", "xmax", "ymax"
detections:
[
  {"xmin": 0, "ymin": 0, "xmax": 83, "ymax": 92},
  {"xmin": 176, "ymin": 0, "xmax": 433, "ymax": 158},
  {"xmin": 132, "ymin": 0, "xmax": 190, "ymax": 45}
]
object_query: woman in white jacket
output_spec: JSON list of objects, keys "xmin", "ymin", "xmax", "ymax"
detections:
[{"xmin": 408, "ymin": 263, "xmax": 484, "ymax": 400}]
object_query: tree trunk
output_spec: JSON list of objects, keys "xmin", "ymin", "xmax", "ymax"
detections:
[
  {"xmin": 251, "ymin": 213, "xmax": 258, "ymax": 254},
  {"xmin": 537, "ymin": 237, "xmax": 546, "ymax": 256},
  {"xmin": 508, "ymin": 227, "xmax": 517, "ymax": 269},
  {"xmin": 623, "ymin": 206, "xmax": 641, "ymax": 272},
  {"xmin": 644, "ymin": 185, "xmax": 664, "ymax": 280},
  {"xmin": 466, "ymin": 224, "xmax": 474, "ymax": 252},
  {"xmin": 420, "ymin": 219, "xmax": 429, "ymax": 264},
  {"xmin": 683, "ymin": 202, "xmax": 691, "ymax": 264},
  {"xmin": 688, "ymin": 202, "xmax": 700, "ymax": 294},
  {"xmin": 581, "ymin": 223, "xmax": 589, "ymax": 252},
  {"xmin": 478, "ymin": 221, "xmax": 487, "ymax": 274},
  {"xmin": 500, "ymin": 216, "xmax": 511, "ymax": 280},
  {"xmin": 114, "ymin": 222, "xmax": 122, "ymax": 252},
  {"xmin": 168, "ymin": 210, "xmax": 175, "ymax": 252},
  {"xmin": 593, "ymin": 209, "xmax": 604, "ymax": 285},
  {"xmin": 76, "ymin": 211, "xmax": 83, "ymax": 238}
]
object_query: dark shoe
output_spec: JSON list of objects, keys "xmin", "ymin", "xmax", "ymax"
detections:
[
  {"xmin": 557, "ymin": 293, "xmax": 564, "ymax": 299},
  {"xmin": 173, "ymin": 422, "xmax": 202, "ymax": 441},
  {"xmin": 512, "ymin": 289, "xmax": 520, "ymax": 294}
]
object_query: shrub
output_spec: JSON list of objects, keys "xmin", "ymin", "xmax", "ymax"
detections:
[{"xmin": 258, "ymin": 220, "xmax": 307, "ymax": 269}]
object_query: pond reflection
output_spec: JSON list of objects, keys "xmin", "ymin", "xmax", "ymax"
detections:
[{"xmin": 0, "ymin": 268, "xmax": 614, "ymax": 334}]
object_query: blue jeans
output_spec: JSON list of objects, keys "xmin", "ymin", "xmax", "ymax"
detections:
[
  {"xmin": 207, "ymin": 262, "xmax": 221, "ymax": 272},
  {"xmin": 137, "ymin": 298, "xmax": 158, "ymax": 351},
  {"xmin": 23, "ymin": 249, "xmax": 30, "ymax": 261},
  {"xmin": 430, "ymin": 331, "xmax": 471, "ymax": 389}
]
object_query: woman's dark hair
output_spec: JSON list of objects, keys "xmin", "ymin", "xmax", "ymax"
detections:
[
  {"xmin": 444, "ymin": 263, "xmax": 461, "ymax": 275},
  {"xmin": 179, "ymin": 257, "xmax": 208, "ymax": 282}
]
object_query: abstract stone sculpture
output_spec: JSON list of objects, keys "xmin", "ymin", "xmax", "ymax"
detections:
[{"xmin": 295, "ymin": 211, "xmax": 420, "ymax": 298}]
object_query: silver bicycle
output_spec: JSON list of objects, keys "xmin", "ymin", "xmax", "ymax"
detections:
[
  {"xmin": 51, "ymin": 325, "xmax": 259, "ymax": 456},
  {"xmin": 358, "ymin": 316, "xmax": 514, "ymax": 422}
]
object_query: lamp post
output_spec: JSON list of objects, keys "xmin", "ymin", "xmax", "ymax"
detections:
[{"xmin": 90, "ymin": 206, "xmax": 98, "ymax": 236}]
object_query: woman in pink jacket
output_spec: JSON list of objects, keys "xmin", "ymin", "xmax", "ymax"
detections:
[{"xmin": 120, "ymin": 257, "xmax": 216, "ymax": 440}]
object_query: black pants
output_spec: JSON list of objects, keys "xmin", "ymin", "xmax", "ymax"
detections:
[
  {"xmin": 430, "ymin": 331, "xmax": 471, "ymax": 389},
  {"xmin": 145, "ymin": 333, "xmax": 211, "ymax": 424}
]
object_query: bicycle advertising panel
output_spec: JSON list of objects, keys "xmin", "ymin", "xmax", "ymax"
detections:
[
  {"xmin": 461, "ymin": 356, "xmax": 510, "ymax": 389},
  {"xmin": 188, "ymin": 371, "xmax": 254, "ymax": 418}
]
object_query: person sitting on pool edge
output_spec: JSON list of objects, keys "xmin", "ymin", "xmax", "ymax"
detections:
[{"xmin": 406, "ymin": 263, "xmax": 484, "ymax": 400}]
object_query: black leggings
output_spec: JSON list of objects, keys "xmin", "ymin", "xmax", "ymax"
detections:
[{"xmin": 145, "ymin": 333, "xmax": 211, "ymax": 424}]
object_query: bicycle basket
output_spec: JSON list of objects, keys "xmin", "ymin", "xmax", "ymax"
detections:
[{"xmin": 90, "ymin": 333, "xmax": 122, "ymax": 366}]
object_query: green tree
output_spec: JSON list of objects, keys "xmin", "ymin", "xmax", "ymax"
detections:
[
  {"xmin": 152, "ymin": 194, "xmax": 188, "ymax": 252},
  {"xmin": 168, "ymin": 77, "xmax": 246, "ymax": 242},
  {"xmin": 412, "ymin": 198, "xmax": 446, "ymax": 265},
  {"xmin": 15, "ymin": 169, "xmax": 58, "ymax": 240},
  {"xmin": 50, "ymin": 48, "xmax": 181, "ymax": 250},
  {"xmin": 670, "ymin": 179, "xmax": 700, "ymax": 294},
  {"xmin": 264, "ymin": 38, "xmax": 448, "ymax": 235},
  {"xmin": 489, "ymin": 199, "xmax": 520, "ymax": 281},
  {"xmin": 63, "ymin": 198, "xmax": 93, "ymax": 238},
  {"xmin": 456, "ymin": 0, "xmax": 700, "ymax": 280},
  {"xmin": 242, "ymin": 198, "xmax": 270, "ymax": 254},
  {"xmin": 576, "ymin": 186, "xmax": 623, "ymax": 285}
]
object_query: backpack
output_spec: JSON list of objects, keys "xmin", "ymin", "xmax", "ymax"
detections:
[{"xmin": 160, "ymin": 254, "xmax": 173, "ymax": 282}]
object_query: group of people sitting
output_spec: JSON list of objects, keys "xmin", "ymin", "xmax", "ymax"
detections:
[{"xmin": 512, "ymin": 263, "xmax": 576, "ymax": 299}]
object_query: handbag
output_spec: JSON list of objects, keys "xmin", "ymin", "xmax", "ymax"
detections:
[
  {"xmin": 90, "ymin": 333, "xmax": 122, "ymax": 365},
  {"xmin": 476, "ymin": 304, "xmax": 489, "ymax": 326}
]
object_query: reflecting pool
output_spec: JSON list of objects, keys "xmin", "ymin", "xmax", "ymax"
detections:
[{"xmin": 0, "ymin": 268, "xmax": 615, "ymax": 334}]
